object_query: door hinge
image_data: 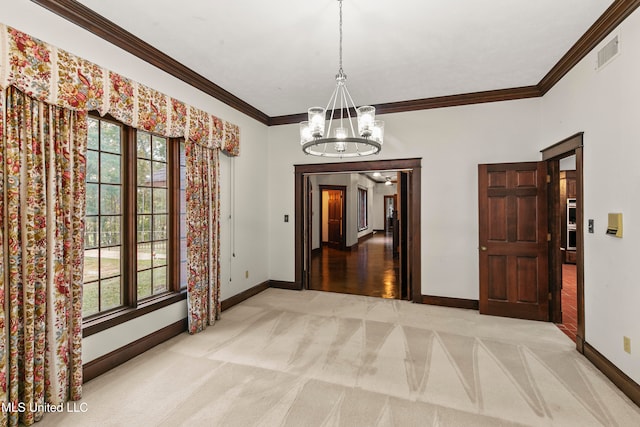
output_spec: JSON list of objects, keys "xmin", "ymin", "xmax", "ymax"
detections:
[
  {"xmin": 547, "ymin": 233, "xmax": 552, "ymax": 242},
  {"xmin": 548, "ymin": 292, "xmax": 552, "ymax": 301},
  {"xmin": 546, "ymin": 175, "xmax": 551, "ymax": 184}
]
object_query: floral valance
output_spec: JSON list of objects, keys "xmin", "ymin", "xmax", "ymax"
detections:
[{"xmin": 0, "ymin": 23, "xmax": 240, "ymax": 156}]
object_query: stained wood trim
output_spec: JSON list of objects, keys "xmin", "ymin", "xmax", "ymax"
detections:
[
  {"xmin": 541, "ymin": 133, "xmax": 585, "ymax": 353},
  {"xmin": 548, "ymin": 159, "xmax": 563, "ymax": 324},
  {"xmin": 83, "ymin": 318, "xmax": 187, "ymax": 383},
  {"xmin": 83, "ymin": 283, "xmax": 269, "ymax": 383},
  {"xmin": 31, "ymin": 0, "xmax": 269, "ymax": 125},
  {"xmin": 295, "ymin": 158, "xmax": 421, "ymax": 303},
  {"xmin": 270, "ymin": 87, "xmax": 541, "ymax": 126},
  {"xmin": 220, "ymin": 281, "xmax": 269, "ymax": 311},
  {"xmin": 538, "ymin": 0, "xmax": 640, "ymax": 95},
  {"xmin": 295, "ymin": 158, "xmax": 422, "ymax": 174},
  {"xmin": 541, "ymin": 132, "xmax": 584, "ymax": 160},
  {"xmin": 575, "ymin": 146, "xmax": 585, "ymax": 349},
  {"xmin": 83, "ymin": 291, "xmax": 187, "ymax": 337},
  {"xmin": 584, "ymin": 341, "xmax": 640, "ymax": 407},
  {"xmin": 269, "ymin": 280, "xmax": 300, "ymax": 290},
  {"xmin": 422, "ymin": 295, "xmax": 479, "ymax": 310},
  {"xmin": 358, "ymin": 232, "xmax": 374, "ymax": 244},
  {"xmin": 409, "ymin": 168, "xmax": 421, "ymax": 303},
  {"xmin": 31, "ymin": 2, "xmax": 640, "ymax": 124}
]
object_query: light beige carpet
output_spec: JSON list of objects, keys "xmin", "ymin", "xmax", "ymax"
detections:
[{"xmin": 39, "ymin": 289, "xmax": 640, "ymax": 426}]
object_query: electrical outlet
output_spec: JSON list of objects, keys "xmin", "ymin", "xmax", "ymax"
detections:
[
  {"xmin": 624, "ymin": 336, "xmax": 631, "ymax": 354},
  {"xmin": 245, "ymin": 270, "xmax": 249, "ymax": 279}
]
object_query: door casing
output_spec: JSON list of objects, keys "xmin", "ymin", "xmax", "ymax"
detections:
[
  {"xmin": 541, "ymin": 132, "xmax": 585, "ymax": 353},
  {"xmin": 294, "ymin": 158, "xmax": 422, "ymax": 303}
]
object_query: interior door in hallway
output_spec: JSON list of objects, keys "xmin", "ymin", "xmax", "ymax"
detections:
[
  {"xmin": 323, "ymin": 188, "xmax": 345, "ymax": 248},
  {"xmin": 478, "ymin": 162, "xmax": 549, "ymax": 321}
]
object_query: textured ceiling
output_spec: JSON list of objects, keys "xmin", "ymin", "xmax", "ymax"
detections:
[{"xmin": 76, "ymin": 0, "xmax": 614, "ymax": 118}]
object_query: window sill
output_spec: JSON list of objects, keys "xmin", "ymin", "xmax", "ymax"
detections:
[{"xmin": 82, "ymin": 290, "xmax": 187, "ymax": 338}]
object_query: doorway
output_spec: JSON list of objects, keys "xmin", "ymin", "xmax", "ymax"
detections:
[
  {"xmin": 476, "ymin": 133, "xmax": 584, "ymax": 352},
  {"xmin": 294, "ymin": 158, "xmax": 422, "ymax": 303},
  {"xmin": 542, "ymin": 133, "xmax": 584, "ymax": 352},
  {"xmin": 319, "ymin": 186, "xmax": 346, "ymax": 249}
]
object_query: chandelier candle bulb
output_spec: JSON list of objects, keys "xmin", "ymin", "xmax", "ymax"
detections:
[
  {"xmin": 308, "ymin": 107, "xmax": 326, "ymax": 138},
  {"xmin": 372, "ymin": 120, "xmax": 385, "ymax": 143},
  {"xmin": 357, "ymin": 106, "xmax": 375, "ymax": 138},
  {"xmin": 334, "ymin": 126, "xmax": 347, "ymax": 152},
  {"xmin": 299, "ymin": 121, "xmax": 312, "ymax": 144}
]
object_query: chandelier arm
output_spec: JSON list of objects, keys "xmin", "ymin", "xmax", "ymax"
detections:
[
  {"xmin": 343, "ymin": 83, "xmax": 359, "ymax": 117},
  {"xmin": 342, "ymin": 85, "xmax": 358, "ymax": 138},
  {"xmin": 324, "ymin": 84, "xmax": 340, "ymax": 138},
  {"xmin": 338, "ymin": 0, "xmax": 343, "ymax": 74}
]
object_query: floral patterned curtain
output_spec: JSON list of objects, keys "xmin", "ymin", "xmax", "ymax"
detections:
[
  {"xmin": 0, "ymin": 86, "xmax": 85, "ymax": 426},
  {"xmin": 0, "ymin": 23, "xmax": 240, "ymax": 155},
  {"xmin": 185, "ymin": 141, "xmax": 220, "ymax": 333}
]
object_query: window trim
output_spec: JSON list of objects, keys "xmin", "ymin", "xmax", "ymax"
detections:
[
  {"xmin": 82, "ymin": 113, "xmax": 187, "ymax": 336},
  {"xmin": 357, "ymin": 186, "xmax": 368, "ymax": 232}
]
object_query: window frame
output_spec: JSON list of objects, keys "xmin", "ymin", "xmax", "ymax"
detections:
[
  {"xmin": 357, "ymin": 186, "xmax": 368, "ymax": 232},
  {"xmin": 82, "ymin": 114, "xmax": 186, "ymax": 338}
]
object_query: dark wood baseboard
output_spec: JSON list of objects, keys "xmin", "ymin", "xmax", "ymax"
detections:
[
  {"xmin": 311, "ymin": 247, "xmax": 322, "ymax": 256},
  {"xmin": 358, "ymin": 232, "xmax": 374, "ymax": 244},
  {"xmin": 221, "ymin": 281, "xmax": 269, "ymax": 311},
  {"xmin": 83, "ymin": 282, "xmax": 271, "ymax": 383},
  {"xmin": 83, "ymin": 318, "xmax": 187, "ymax": 383},
  {"xmin": 584, "ymin": 341, "xmax": 640, "ymax": 408},
  {"xmin": 422, "ymin": 295, "xmax": 479, "ymax": 310},
  {"xmin": 269, "ymin": 280, "xmax": 300, "ymax": 290},
  {"xmin": 374, "ymin": 229, "xmax": 385, "ymax": 233}
]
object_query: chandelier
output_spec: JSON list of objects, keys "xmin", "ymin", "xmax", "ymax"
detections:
[{"xmin": 299, "ymin": 0, "xmax": 384, "ymax": 158}]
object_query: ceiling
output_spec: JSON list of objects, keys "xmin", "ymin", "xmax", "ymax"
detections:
[{"xmin": 63, "ymin": 1, "xmax": 616, "ymax": 120}]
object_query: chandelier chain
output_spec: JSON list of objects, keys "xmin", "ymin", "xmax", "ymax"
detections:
[{"xmin": 338, "ymin": 0, "xmax": 343, "ymax": 76}]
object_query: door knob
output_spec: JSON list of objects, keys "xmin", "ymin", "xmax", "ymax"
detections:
[{"xmin": 480, "ymin": 246, "xmax": 487, "ymax": 251}]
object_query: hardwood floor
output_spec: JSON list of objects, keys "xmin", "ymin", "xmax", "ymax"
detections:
[
  {"xmin": 557, "ymin": 263, "xmax": 578, "ymax": 342},
  {"xmin": 309, "ymin": 232, "xmax": 400, "ymax": 299}
]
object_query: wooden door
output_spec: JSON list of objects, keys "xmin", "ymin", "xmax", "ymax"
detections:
[
  {"xmin": 478, "ymin": 162, "xmax": 549, "ymax": 321},
  {"xmin": 327, "ymin": 190, "xmax": 343, "ymax": 247}
]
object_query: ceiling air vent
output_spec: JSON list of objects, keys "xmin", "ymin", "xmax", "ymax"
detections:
[{"xmin": 597, "ymin": 35, "xmax": 619, "ymax": 70}]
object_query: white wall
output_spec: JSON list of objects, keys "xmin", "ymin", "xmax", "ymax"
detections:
[
  {"xmin": 268, "ymin": 99, "xmax": 543, "ymax": 295},
  {"xmin": 1, "ymin": 1, "xmax": 270, "ymax": 363},
  {"xmin": 539, "ymin": 8, "xmax": 640, "ymax": 384}
]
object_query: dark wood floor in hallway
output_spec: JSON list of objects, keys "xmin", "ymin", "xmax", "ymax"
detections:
[{"xmin": 309, "ymin": 232, "xmax": 400, "ymax": 299}]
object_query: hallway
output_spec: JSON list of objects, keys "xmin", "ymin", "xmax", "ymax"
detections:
[
  {"xmin": 309, "ymin": 232, "xmax": 400, "ymax": 299},
  {"xmin": 557, "ymin": 263, "xmax": 578, "ymax": 342}
]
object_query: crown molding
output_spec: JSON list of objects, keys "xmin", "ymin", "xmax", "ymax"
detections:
[
  {"xmin": 31, "ymin": 0, "xmax": 640, "ymax": 127},
  {"xmin": 538, "ymin": 0, "xmax": 640, "ymax": 94},
  {"xmin": 31, "ymin": 0, "xmax": 270, "ymax": 125}
]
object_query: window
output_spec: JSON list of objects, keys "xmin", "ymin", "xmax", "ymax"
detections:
[
  {"xmin": 358, "ymin": 187, "xmax": 368, "ymax": 231},
  {"xmin": 83, "ymin": 115, "xmax": 186, "ymax": 325},
  {"xmin": 136, "ymin": 131, "xmax": 169, "ymax": 298},
  {"xmin": 84, "ymin": 119, "xmax": 123, "ymax": 316},
  {"xmin": 179, "ymin": 142, "xmax": 188, "ymax": 289}
]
